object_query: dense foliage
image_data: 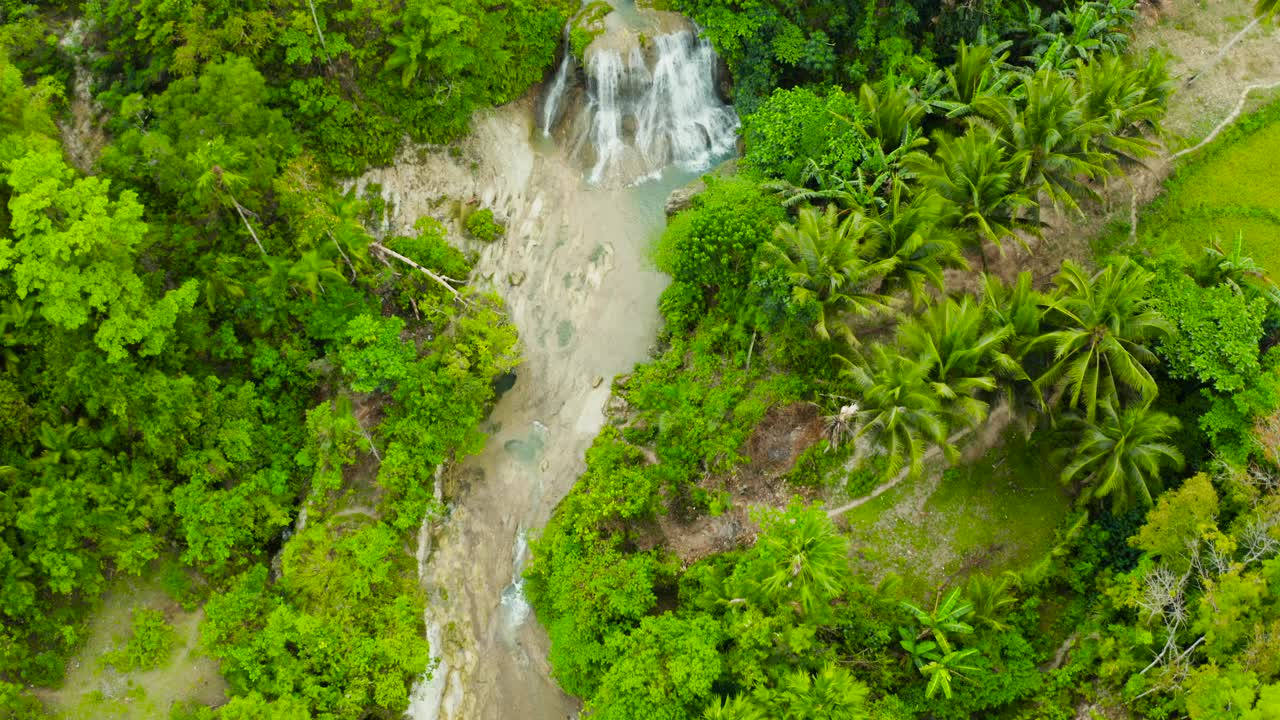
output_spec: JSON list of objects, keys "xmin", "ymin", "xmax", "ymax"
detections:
[
  {"xmin": 0, "ymin": 2, "xmax": 520, "ymax": 711},
  {"xmin": 6, "ymin": 0, "xmax": 575, "ymax": 175}
]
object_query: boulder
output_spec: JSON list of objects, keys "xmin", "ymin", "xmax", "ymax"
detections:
[{"xmin": 664, "ymin": 181, "xmax": 704, "ymax": 217}]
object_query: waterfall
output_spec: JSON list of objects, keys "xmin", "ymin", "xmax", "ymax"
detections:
[
  {"xmin": 635, "ymin": 33, "xmax": 739, "ymax": 173},
  {"xmin": 585, "ymin": 47, "xmax": 639, "ymax": 183},
  {"xmin": 540, "ymin": 53, "xmax": 573, "ymax": 137},
  {"xmin": 548, "ymin": 26, "xmax": 738, "ymax": 185}
]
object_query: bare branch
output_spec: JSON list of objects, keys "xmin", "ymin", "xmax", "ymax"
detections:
[
  {"xmin": 1241, "ymin": 512, "xmax": 1280, "ymax": 565},
  {"xmin": 232, "ymin": 201, "xmax": 267, "ymax": 256},
  {"xmin": 370, "ymin": 242, "xmax": 468, "ymax": 303}
]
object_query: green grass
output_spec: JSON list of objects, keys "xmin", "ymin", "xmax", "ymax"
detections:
[
  {"xmin": 1130, "ymin": 102, "xmax": 1280, "ymax": 276},
  {"xmin": 842, "ymin": 431, "xmax": 1073, "ymax": 598}
]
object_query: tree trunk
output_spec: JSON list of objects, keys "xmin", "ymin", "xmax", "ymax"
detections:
[
  {"xmin": 232, "ymin": 200, "xmax": 267, "ymax": 256},
  {"xmin": 370, "ymin": 242, "xmax": 467, "ymax": 301},
  {"xmin": 306, "ymin": 0, "xmax": 332, "ymax": 66}
]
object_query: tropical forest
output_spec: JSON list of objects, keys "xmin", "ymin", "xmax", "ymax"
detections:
[{"xmin": 1, "ymin": 0, "xmax": 1279, "ymax": 718}]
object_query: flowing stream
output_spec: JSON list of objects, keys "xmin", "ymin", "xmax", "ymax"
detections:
[{"xmin": 354, "ymin": 6, "xmax": 736, "ymax": 718}]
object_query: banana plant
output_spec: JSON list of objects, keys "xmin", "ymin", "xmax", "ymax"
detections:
[
  {"xmin": 920, "ymin": 647, "xmax": 982, "ymax": 700},
  {"xmin": 900, "ymin": 587, "xmax": 975, "ymax": 653}
]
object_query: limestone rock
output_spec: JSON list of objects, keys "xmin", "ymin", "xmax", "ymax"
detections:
[{"xmin": 664, "ymin": 182, "xmax": 703, "ymax": 216}]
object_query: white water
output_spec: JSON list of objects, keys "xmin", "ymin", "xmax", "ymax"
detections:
[
  {"xmin": 540, "ymin": 53, "xmax": 573, "ymax": 137},
  {"xmin": 556, "ymin": 24, "xmax": 738, "ymax": 185},
  {"xmin": 585, "ymin": 48, "xmax": 634, "ymax": 183},
  {"xmin": 635, "ymin": 33, "xmax": 739, "ymax": 173}
]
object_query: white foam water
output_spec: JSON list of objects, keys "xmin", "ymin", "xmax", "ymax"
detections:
[
  {"xmin": 540, "ymin": 53, "xmax": 574, "ymax": 137},
  {"xmin": 554, "ymin": 28, "xmax": 738, "ymax": 185}
]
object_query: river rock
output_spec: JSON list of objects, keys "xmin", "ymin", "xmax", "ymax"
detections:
[
  {"xmin": 664, "ymin": 181, "xmax": 703, "ymax": 216},
  {"xmin": 591, "ymin": 375, "xmax": 604, "ymax": 388},
  {"xmin": 606, "ymin": 394, "xmax": 631, "ymax": 417},
  {"xmin": 664, "ymin": 158, "xmax": 739, "ymax": 216},
  {"xmin": 507, "ymin": 271, "xmax": 526, "ymax": 287}
]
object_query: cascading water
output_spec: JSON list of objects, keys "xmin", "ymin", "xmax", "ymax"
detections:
[
  {"xmin": 635, "ymin": 33, "xmax": 739, "ymax": 173},
  {"xmin": 498, "ymin": 528, "xmax": 532, "ymax": 629},
  {"xmin": 584, "ymin": 47, "xmax": 636, "ymax": 183},
  {"xmin": 539, "ymin": 53, "xmax": 573, "ymax": 138},
  {"xmin": 548, "ymin": 22, "xmax": 738, "ymax": 185}
]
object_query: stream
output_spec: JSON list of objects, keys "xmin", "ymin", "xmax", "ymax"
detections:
[{"xmin": 353, "ymin": 5, "xmax": 737, "ymax": 717}]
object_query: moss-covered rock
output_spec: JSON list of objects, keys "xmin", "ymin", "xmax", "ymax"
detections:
[{"xmin": 569, "ymin": 1, "xmax": 611, "ymax": 63}]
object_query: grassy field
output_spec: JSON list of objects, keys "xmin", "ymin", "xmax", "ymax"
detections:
[
  {"xmin": 1132, "ymin": 103, "xmax": 1280, "ymax": 275},
  {"xmin": 841, "ymin": 431, "xmax": 1073, "ymax": 599}
]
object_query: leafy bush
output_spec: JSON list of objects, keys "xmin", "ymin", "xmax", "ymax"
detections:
[
  {"xmin": 1151, "ymin": 267, "xmax": 1266, "ymax": 394},
  {"xmin": 203, "ymin": 520, "xmax": 430, "ymax": 719},
  {"xmin": 743, "ymin": 86, "xmax": 871, "ymax": 182},
  {"xmin": 464, "ymin": 207, "xmax": 504, "ymax": 242},
  {"xmin": 654, "ymin": 175, "xmax": 784, "ymax": 301},
  {"xmin": 101, "ymin": 606, "xmax": 177, "ymax": 672}
]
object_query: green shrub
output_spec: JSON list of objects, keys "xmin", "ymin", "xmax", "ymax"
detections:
[
  {"xmin": 657, "ymin": 281, "xmax": 706, "ymax": 332},
  {"xmin": 464, "ymin": 208, "xmax": 504, "ymax": 242},
  {"xmin": 742, "ymin": 86, "xmax": 871, "ymax": 182},
  {"xmin": 1150, "ymin": 269, "xmax": 1266, "ymax": 394},
  {"xmin": 101, "ymin": 606, "xmax": 177, "ymax": 672},
  {"xmin": 654, "ymin": 175, "xmax": 784, "ymax": 302}
]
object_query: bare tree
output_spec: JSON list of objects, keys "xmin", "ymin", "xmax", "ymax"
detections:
[{"xmin": 1240, "ymin": 512, "xmax": 1280, "ymax": 565}]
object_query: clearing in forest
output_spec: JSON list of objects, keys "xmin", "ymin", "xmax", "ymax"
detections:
[{"xmin": 35, "ymin": 561, "xmax": 225, "ymax": 720}]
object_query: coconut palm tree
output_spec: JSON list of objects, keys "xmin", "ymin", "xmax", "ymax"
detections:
[
  {"xmin": 980, "ymin": 271, "xmax": 1048, "ymax": 411},
  {"xmin": 287, "ymin": 249, "xmax": 347, "ymax": 299},
  {"xmin": 198, "ymin": 255, "xmax": 249, "ymax": 312},
  {"xmin": 755, "ymin": 504, "xmax": 851, "ymax": 619},
  {"xmin": 1059, "ymin": 402, "xmax": 1184, "ymax": 511},
  {"xmin": 867, "ymin": 181, "xmax": 968, "ymax": 308},
  {"xmin": 762, "ymin": 159, "xmax": 885, "ymax": 215},
  {"xmin": 930, "ymin": 40, "xmax": 1015, "ymax": 120},
  {"xmin": 1035, "ymin": 259, "xmax": 1171, "ymax": 420},
  {"xmin": 985, "ymin": 70, "xmax": 1111, "ymax": 214},
  {"xmin": 762, "ymin": 205, "xmax": 898, "ymax": 343},
  {"xmin": 898, "ymin": 296, "xmax": 1013, "ymax": 427},
  {"xmin": 839, "ymin": 344, "xmax": 952, "ymax": 479},
  {"xmin": 1198, "ymin": 234, "xmax": 1280, "ymax": 306},
  {"xmin": 1075, "ymin": 53, "xmax": 1171, "ymax": 161},
  {"xmin": 774, "ymin": 664, "xmax": 870, "ymax": 720},
  {"xmin": 910, "ymin": 125, "xmax": 1037, "ymax": 269},
  {"xmin": 965, "ymin": 573, "xmax": 1019, "ymax": 631},
  {"xmin": 859, "ymin": 82, "xmax": 928, "ymax": 155},
  {"xmin": 1031, "ymin": 0, "xmax": 1136, "ymax": 69},
  {"xmin": 190, "ymin": 138, "xmax": 267, "ymax": 256},
  {"xmin": 980, "ymin": 271, "xmax": 1046, "ymax": 363}
]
